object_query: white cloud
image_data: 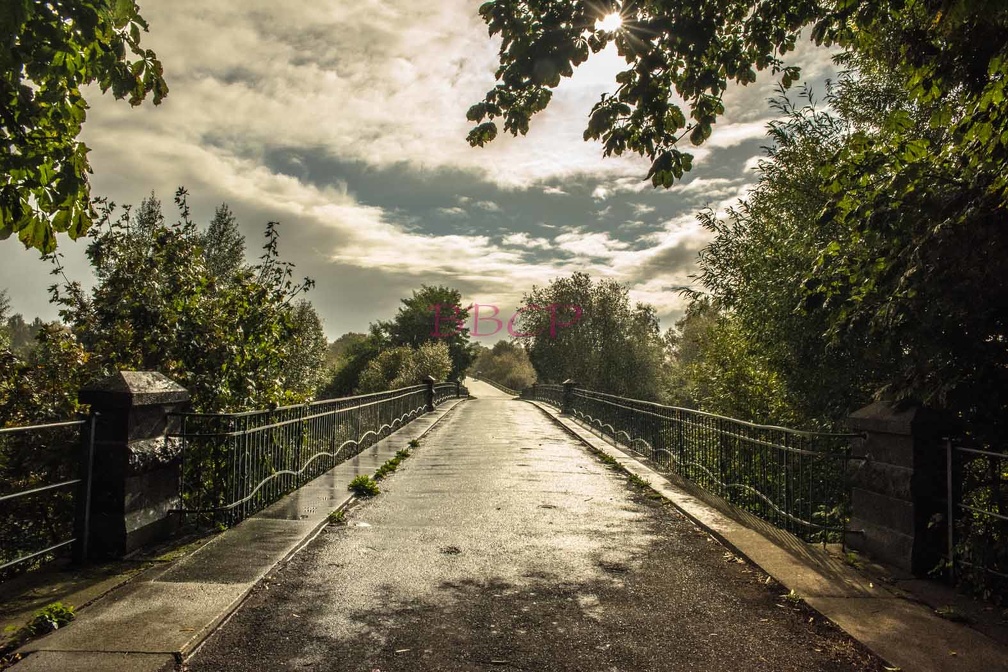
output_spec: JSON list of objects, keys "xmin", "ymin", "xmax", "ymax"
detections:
[
  {"xmin": 18, "ymin": 0, "xmax": 838, "ymax": 338},
  {"xmin": 501, "ymin": 232, "xmax": 551, "ymax": 250}
]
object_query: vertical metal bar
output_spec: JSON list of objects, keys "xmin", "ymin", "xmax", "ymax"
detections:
[
  {"xmin": 946, "ymin": 438, "xmax": 955, "ymax": 583},
  {"xmin": 81, "ymin": 412, "xmax": 98, "ymax": 562}
]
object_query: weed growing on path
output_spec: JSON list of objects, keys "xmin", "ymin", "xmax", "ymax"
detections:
[
  {"xmin": 627, "ymin": 473, "xmax": 651, "ymax": 489},
  {"xmin": 348, "ymin": 475, "xmax": 380, "ymax": 497}
]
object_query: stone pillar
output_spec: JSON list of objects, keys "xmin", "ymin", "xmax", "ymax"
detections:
[
  {"xmin": 454, "ymin": 379, "xmax": 461, "ymax": 398},
  {"xmin": 562, "ymin": 379, "xmax": 576, "ymax": 415},
  {"xmin": 424, "ymin": 375, "xmax": 436, "ymax": 411},
  {"xmin": 847, "ymin": 402, "xmax": 947, "ymax": 575},
  {"xmin": 76, "ymin": 371, "xmax": 189, "ymax": 560}
]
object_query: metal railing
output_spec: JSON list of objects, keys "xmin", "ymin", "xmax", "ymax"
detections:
[
  {"xmin": 525, "ymin": 383, "xmax": 565, "ymax": 408},
  {"xmin": 434, "ymin": 381, "xmax": 468, "ymax": 404},
  {"xmin": 0, "ymin": 417, "xmax": 96, "ymax": 575},
  {"xmin": 945, "ymin": 439, "xmax": 1007, "ymax": 593},
  {"xmin": 471, "ymin": 374, "xmax": 519, "ymax": 396},
  {"xmin": 171, "ymin": 382, "xmax": 464, "ymax": 526},
  {"xmin": 523, "ymin": 385, "xmax": 858, "ymax": 543}
]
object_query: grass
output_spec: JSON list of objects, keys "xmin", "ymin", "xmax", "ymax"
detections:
[
  {"xmin": 1, "ymin": 602, "xmax": 76, "ymax": 670},
  {"xmin": 627, "ymin": 473, "xmax": 651, "ymax": 489},
  {"xmin": 348, "ymin": 475, "xmax": 380, "ymax": 497},
  {"xmin": 346, "ymin": 439, "xmax": 421, "ymax": 497},
  {"xmin": 327, "ymin": 509, "xmax": 346, "ymax": 525},
  {"xmin": 592, "ymin": 449, "xmax": 620, "ymax": 468},
  {"xmin": 374, "ymin": 448, "xmax": 412, "ymax": 480}
]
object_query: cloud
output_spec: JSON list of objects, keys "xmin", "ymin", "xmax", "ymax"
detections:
[
  {"xmin": 0, "ymin": 0, "xmax": 840, "ymax": 337},
  {"xmin": 501, "ymin": 232, "xmax": 552, "ymax": 250}
]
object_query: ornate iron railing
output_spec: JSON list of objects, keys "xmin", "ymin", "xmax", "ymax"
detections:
[
  {"xmin": 0, "ymin": 417, "xmax": 96, "ymax": 576},
  {"xmin": 434, "ymin": 381, "xmax": 467, "ymax": 404},
  {"xmin": 945, "ymin": 440, "xmax": 1007, "ymax": 596},
  {"xmin": 523, "ymin": 385, "xmax": 857, "ymax": 542},
  {"xmin": 173, "ymin": 386, "xmax": 433, "ymax": 525},
  {"xmin": 524, "ymin": 383, "xmax": 565, "ymax": 408}
]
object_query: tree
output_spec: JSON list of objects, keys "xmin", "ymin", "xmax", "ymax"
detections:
[
  {"xmin": 52, "ymin": 189, "xmax": 324, "ymax": 412},
  {"xmin": 376, "ymin": 285, "xmax": 474, "ymax": 381},
  {"xmin": 663, "ymin": 300, "xmax": 794, "ymax": 424},
  {"xmin": 469, "ymin": 0, "xmax": 1008, "ymax": 187},
  {"xmin": 356, "ymin": 342, "xmax": 452, "ymax": 394},
  {"xmin": 202, "ymin": 203, "xmax": 245, "ymax": 280},
  {"xmin": 5, "ymin": 313, "xmax": 45, "ymax": 355},
  {"xmin": 694, "ymin": 81, "xmax": 900, "ymax": 428},
  {"xmin": 1, "ymin": 1, "xmax": 167, "ymax": 252},
  {"xmin": 472, "ymin": 340, "xmax": 537, "ymax": 390},
  {"xmin": 316, "ymin": 330, "xmax": 383, "ymax": 398},
  {"xmin": 515, "ymin": 272, "xmax": 666, "ymax": 400},
  {"xmin": 0, "ymin": 291, "xmax": 9, "ymax": 351},
  {"xmin": 282, "ymin": 300, "xmax": 329, "ymax": 399}
]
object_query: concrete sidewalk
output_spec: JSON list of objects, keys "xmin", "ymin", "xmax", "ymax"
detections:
[
  {"xmin": 528, "ymin": 400, "xmax": 1008, "ymax": 672},
  {"xmin": 10, "ymin": 398, "xmax": 466, "ymax": 672}
]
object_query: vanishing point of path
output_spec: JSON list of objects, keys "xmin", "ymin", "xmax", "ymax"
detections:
[{"xmin": 187, "ymin": 380, "xmax": 884, "ymax": 672}]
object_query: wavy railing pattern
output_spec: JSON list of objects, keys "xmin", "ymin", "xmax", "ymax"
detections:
[
  {"xmin": 172, "ymin": 383, "xmax": 458, "ymax": 526},
  {"xmin": 523, "ymin": 385, "xmax": 858, "ymax": 542}
]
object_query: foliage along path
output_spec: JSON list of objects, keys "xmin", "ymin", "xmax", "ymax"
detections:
[{"xmin": 187, "ymin": 379, "xmax": 884, "ymax": 671}]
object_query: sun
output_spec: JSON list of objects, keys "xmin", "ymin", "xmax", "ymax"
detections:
[{"xmin": 596, "ymin": 12, "xmax": 623, "ymax": 32}]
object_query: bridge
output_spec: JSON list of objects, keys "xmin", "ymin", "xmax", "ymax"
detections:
[{"xmin": 2, "ymin": 378, "xmax": 1006, "ymax": 671}]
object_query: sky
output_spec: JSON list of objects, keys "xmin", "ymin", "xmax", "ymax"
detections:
[{"xmin": 0, "ymin": 1, "xmax": 837, "ymax": 341}]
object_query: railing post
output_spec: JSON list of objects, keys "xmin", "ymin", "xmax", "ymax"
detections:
[
  {"xmin": 424, "ymin": 375, "xmax": 436, "ymax": 411},
  {"xmin": 455, "ymin": 379, "xmax": 461, "ymax": 398},
  {"xmin": 847, "ymin": 402, "xmax": 947, "ymax": 575},
  {"xmin": 76, "ymin": 371, "xmax": 189, "ymax": 561},
  {"xmin": 562, "ymin": 379, "xmax": 576, "ymax": 415}
]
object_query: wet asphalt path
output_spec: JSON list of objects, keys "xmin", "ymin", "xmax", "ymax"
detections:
[{"xmin": 187, "ymin": 380, "xmax": 882, "ymax": 672}]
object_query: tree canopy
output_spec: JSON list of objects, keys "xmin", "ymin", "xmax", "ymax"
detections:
[
  {"xmin": 515, "ymin": 272, "xmax": 666, "ymax": 400},
  {"xmin": 50, "ymin": 189, "xmax": 325, "ymax": 412},
  {"xmin": 375, "ymin": 285, "xmax": 475, "ymax": 381},
  {"xmin": 1, "ymin": 0, "xmax": 167, "ymax": 252},
  {"xmin": 469, "ymin": 0, "xmax": 1008, "ymax": 186},
  {"xmin": 471, "ymin": 340, "xmax": 537, "ymax": 390}
]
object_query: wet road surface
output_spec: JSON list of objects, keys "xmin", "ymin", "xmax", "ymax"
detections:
[{"xmin": 187, "ymin": 380, "xmax": 883, "ymax": 671}]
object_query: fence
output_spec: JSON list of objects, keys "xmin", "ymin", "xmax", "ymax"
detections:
[
  {"xmin": 523, "ymin": 384, "xmax": 857, "ymax": 543},
  {"xmin": 172, "ymin": 382, "xmax": 463, "ymax": 526},
  {"xmin": 526, "ymin": 383, "xmax": 565, "ymax": 408},
  {"xmin": 945, "ymin": 439, "xmax": 1007, "ymax": 598},
  {"xmin": 0, "ymin": 417, "xmax": 96, "ymax": 576},
  {"xmin": 434, "ymin": 381, "xmax": 468, "ymax": 405}
]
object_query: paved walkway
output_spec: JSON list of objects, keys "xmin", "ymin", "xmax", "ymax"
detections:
[
  {"xmin": 185, "ymin": 381, "xmax": 888, "ymax": 671},
  {"xmin": 11, "ymin": 398, "xmax": 464, "ymax": 672}
]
